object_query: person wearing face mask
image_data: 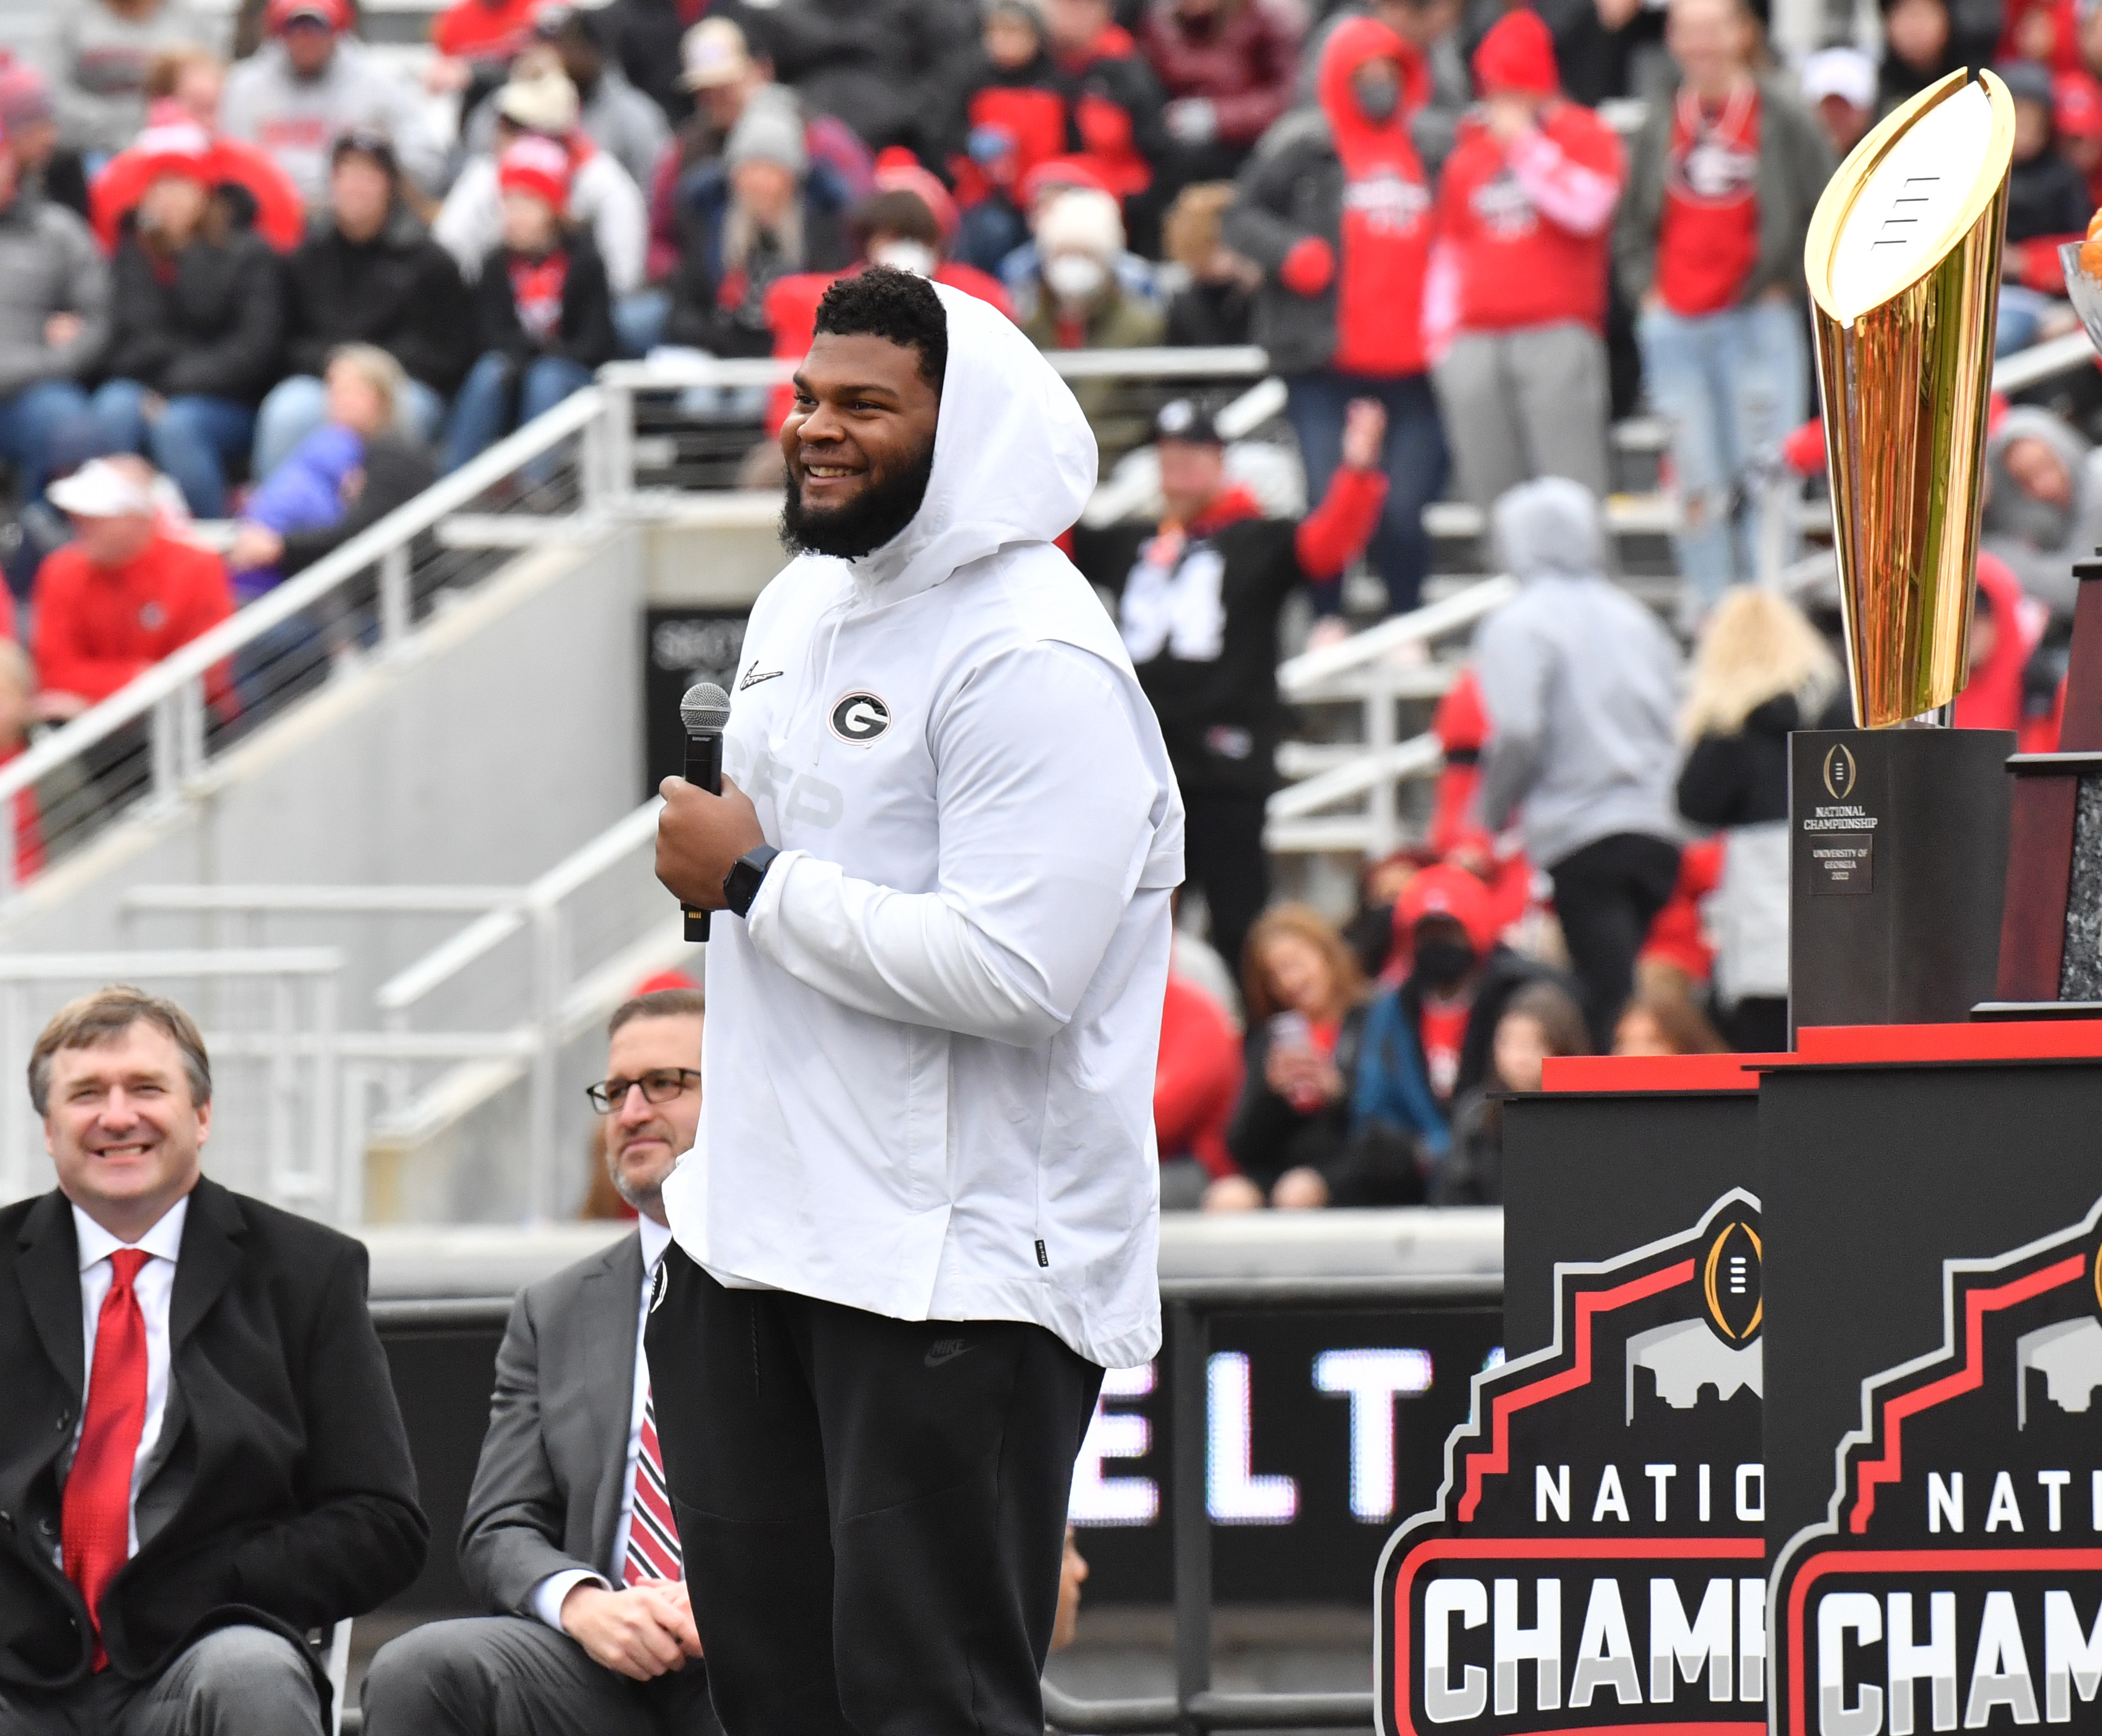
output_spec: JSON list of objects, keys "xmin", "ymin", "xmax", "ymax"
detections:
[
  {"xmin": 757, "ymin": 168, "xmax": 1016, "ymax": 434},
  {"xmin": 1980, "ymin": 406, "xmax": 2102, "ymax": 617},
  {"xmin": 1226, "ymin": 19, "xmax": 1447, "ymax": 624},
  {"xmin": 1378, "ymin": 861, "xmax": 1563, "ymax": 1119},
  {"xmin": 1022, "ymin": 185, "xmax": 1165, "ymax": 450}
]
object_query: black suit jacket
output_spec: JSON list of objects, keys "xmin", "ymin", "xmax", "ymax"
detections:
[{"xmin": 0, "ymin": 1178, "xmax": 427, "ymax": 1691}]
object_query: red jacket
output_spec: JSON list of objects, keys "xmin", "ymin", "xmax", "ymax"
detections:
[
  {"xmin": 33, "ymin": 534, "xmax": 235, "ymax": 707},
  {"xmin": 1954, "ymin": 551, "xmax": 2042, "ymax": 734},
  {"xmin": 1156, "ymin": 975, "xmax": 1244, "ymax": 1178},
  {"xmin": 1135, "ymin": 0, "xmax": 1297, "ymax": 146},
  {"xmin": 1057, "ymin": 24, "xmax": 1166, "ymax": 199},
  {"xmin": 1639, "ymin": 834, "xmax": 1722, "ymax": 985},
  {"xmin": 1319, "ymin": 17, "xmax": 1432, "ymax": 376},
  {"xmin": 1426, "ymin": 102, "xmax": 1623, "ymax": 346}
]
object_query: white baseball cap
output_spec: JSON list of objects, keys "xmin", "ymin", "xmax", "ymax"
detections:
[
  {"xmin": 1801, "ymin": 48, "xmax": 1876, "ymax": 112},
  {"xmin": 47, "ymin": 458, "xmax": 154, "ymax": 520}
]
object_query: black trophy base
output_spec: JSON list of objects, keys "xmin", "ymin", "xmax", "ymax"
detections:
[{"xmin": 1788, "ymin": 727, "xmax": 2012, "ymax": 1041}]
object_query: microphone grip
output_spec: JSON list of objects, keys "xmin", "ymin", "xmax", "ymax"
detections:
[{"xmin": 682, "ymin": 731, "xmax": 724, "ymax": 943}]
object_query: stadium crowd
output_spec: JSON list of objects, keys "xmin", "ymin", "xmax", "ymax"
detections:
[{"xmin": 0, "ymin": 0, "xmax": 2091, "ymax": 1216}]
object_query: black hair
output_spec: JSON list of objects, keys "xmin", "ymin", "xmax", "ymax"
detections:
[{"xmin": 813, "ymin": 265, "xmax": 948, "ymax": 391}]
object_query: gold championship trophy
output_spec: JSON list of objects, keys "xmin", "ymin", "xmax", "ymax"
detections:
[{"xmin": 1788, "ymin": 69, "xmax": 2017, "ymax": 1036}]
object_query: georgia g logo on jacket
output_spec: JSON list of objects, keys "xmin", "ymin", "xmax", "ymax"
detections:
[{"xmin": 829, "ymin": 692, "xmax": 891, "ymax": 743}]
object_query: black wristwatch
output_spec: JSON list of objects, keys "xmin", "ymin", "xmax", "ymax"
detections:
[{"xmin": 722, "ymin": 845, "xmax": 781, "ymax": 919}]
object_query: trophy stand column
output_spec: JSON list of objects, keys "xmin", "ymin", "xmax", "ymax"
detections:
[
  {"xmin": 1992, "ymin": 555, "xmax": 2102, "ymax": 1010},
  {"xmin": 1789, "ymin": 726, "xmax": 2013, "ymax": 1040}
]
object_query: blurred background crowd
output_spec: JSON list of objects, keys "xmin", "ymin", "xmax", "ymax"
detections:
[{"xmin": 0, "ymin": 0, "xmax": 2089, "ymax": 1217}]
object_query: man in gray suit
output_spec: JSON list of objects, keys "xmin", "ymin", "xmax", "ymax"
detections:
[{"xmin": 362, "ymin": 987, "xmax": 721, "ymax": 1735}]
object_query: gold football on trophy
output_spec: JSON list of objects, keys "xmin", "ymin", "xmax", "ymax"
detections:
[{"xmin": 1805, "ymin": 69, "xmax": 2015, "ymax": 728}]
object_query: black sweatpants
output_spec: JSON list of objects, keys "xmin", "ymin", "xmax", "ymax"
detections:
[
  {"xmin": 644, "ymin": 1248, "xmax": 1105, "ymax": 1736},
  {"xmin": 1547, "ymin": 831, "xmax": 1683, "ymax": 1049},
  {"xmin": 1181, "ymin": 788, "xmax": 1270, "ymax": 979}
]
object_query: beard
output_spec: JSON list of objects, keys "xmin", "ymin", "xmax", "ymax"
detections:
[{"xmin": 780, "ymin": 437, "xmax": 937, "ymax": 560}]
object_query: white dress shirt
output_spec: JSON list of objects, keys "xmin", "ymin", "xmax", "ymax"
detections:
[
  {"xmin": 71, "ymin": 1195, "xmax": 189, "ymax": 1559},
  {"xmin": 527, "ymin": 1214, "xmax": 671, "ymax": 1632}
]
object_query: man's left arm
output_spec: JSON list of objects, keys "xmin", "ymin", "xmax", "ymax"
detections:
[
  {"xmin": 225, "ymin": 1241, "xmax": 429, "ymax": 1629},
  {"xmin": 663, "ymin": 642, "xmax": 1166, "ymax": 1045}
]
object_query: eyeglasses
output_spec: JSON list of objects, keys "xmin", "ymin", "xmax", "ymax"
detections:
[{"xmin": 584, "ymin": 1068, "xmax": 700, "ymax": 1112}]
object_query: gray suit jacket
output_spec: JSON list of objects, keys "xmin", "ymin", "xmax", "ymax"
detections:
[{"xmin": 458, "ymin": 1230, "xmax": 644, "ymax": 1615}]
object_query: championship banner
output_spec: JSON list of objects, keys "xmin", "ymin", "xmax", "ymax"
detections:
[
  {"xmin": 1771, "ymin": 1200, "xmax": 2102, "ymax": 1736},
  {"xmin": 1760, "ymin": 1049, "xmax": 2102, "ymax": 1736},
  {"xmin": 1378, "ymin": 1190, "xmax": 1766, "ymax": 1736}
]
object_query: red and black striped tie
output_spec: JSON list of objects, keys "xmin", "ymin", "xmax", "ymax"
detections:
[{"xmin": 623, "ymin": 1384, "xmax": 682, "ymax": 1586}]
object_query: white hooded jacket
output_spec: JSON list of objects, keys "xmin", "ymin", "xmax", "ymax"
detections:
[{"xmin": 659, "ymin": 285, "xmax": 1185, "ymax": 1370}]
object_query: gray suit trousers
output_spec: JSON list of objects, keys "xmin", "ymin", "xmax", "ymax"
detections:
[
  {"xmin": 0, "ymin": 1624, "xmax": 321, "ymax": 1735},
  {"xmin": 362, "ymin": 1615, "xmax": 719, "ymax": 1736}
]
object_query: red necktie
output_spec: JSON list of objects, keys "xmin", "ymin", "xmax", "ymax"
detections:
[
  {"xmin": 622, "ymin": 1385, "xmax": 683, "ymax": 1586},
  {"xmin": 63, "ymin": 1248, "xmax": 150, "ymax": 1670}
]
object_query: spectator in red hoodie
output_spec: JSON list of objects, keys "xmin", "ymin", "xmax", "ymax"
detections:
[
  {"xmin": 1155, "ymin": 973, "xmax": 1245, "ymax": 1207},
  {"xmin": 1954, "ymin": 551, "xmax": 2046, "ymax": 733},
  {"xmin": 1225, "ymin": 18, "xmax": 1445, "ymax": 622},
  {"xmin": 31, "ymin": 458, "xmax": 235, "ymax": 720},
  {"xmin": 1045, "ymin": 0, "xmax": 1173, "ymax": 250},
  {"xmin": 1072, "ymin": 396, "xmax": 1386, "ymax": 973},
  {"xmin": 1426, "ymin": 9, "xmax": 1623, "ymax": 517},
  {"xmin": 1137, "ymin": 0, "xmax": 1299, "ymax": 186}
]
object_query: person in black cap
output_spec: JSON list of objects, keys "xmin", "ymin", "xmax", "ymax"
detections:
[{"xmin": 1071, "ymin": 394, "xmax": 1387, "ymax": 975}]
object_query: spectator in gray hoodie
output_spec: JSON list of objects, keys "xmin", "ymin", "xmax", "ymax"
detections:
[
  {"xmin": 1980, "ymin": 406, "xmax": 2102, "ymax": 619},
  {"xmin": 42, "ymin": 0, "xmax": 222, "ymax": 158},
  {"xmin": 1474, "ymin": 477, "xmax": 1683, "ymax": 1047},
  {"xmin": 0, "ymin": 141, "xmax": 106, "ymax": 504},
  {"xmin": 218, "ymin": 0, "xmax": 441, "ymax": 207}
]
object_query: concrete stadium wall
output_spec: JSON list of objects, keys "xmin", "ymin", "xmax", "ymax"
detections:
[{"xmin": 0, "ymin": 526, "xmax": 651, "ymax": 1202}]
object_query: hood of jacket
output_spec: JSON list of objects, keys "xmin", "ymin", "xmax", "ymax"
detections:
[
  {"xmin": 1316, "ymin": 15, "xmax": 1426, "ymax": 171},
  {"xmin": 848, "ymin": 281, "xmax": 1098, "ymax": 598},
  {"xmin": 1985, "ymin": 404, "xmax": 2089, "ymax": 550},
  {"xmin": 1492, "ymin": 475, "xmax": 1606, "ymax": 581}
]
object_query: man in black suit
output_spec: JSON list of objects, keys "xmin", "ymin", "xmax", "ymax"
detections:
[
  {"xmin": 0, "ymin": 984, "xmax": 427, "ymax": 1733},
  {"xmin": 362, "ymin": 987, "xmax": 716, "ymax": 1735}
]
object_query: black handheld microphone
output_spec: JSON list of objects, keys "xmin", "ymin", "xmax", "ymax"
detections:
[{"xmin": 679, "ymin": 681, "xmax": 732, "ymax": 941}]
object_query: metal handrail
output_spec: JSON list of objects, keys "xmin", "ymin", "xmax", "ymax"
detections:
[
  {"xmin": 0, "ymin": 386, "xmax": 608, "ymax": 892},
  {"xmin": 1277, "ymin": 578, "xmax": 1515, "ymax": 696},
  {"xmin": 374, "ymin": 799, "xmax": 663, "ymax": 1014}
]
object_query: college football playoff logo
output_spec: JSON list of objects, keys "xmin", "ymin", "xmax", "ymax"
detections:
[
  {"xmin": 1377, "ymin": 1191, "xmax": 1767, "ymax": 1736},
  {"xmin": 1823, "ymin": 745, "xmax": 1857, "ymax": 801}
]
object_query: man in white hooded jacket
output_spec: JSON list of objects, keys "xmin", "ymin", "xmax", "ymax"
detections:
[{"xmin": 648, "ymin": 268, "xmax": 1184, "ymax": 1736}]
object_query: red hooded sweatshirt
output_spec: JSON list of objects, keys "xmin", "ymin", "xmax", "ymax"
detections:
[
  {"xmin": 1317, "ymin": 17, "xmax": 1433, "ymax": 377},
  {"xmin": 1954, "ymin": 551, "xmax": 2043, "ymax": 734}
]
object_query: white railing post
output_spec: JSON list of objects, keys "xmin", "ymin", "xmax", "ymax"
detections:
[
  {"xmin": 149, "ymin": 692, "xmax": 181, "ymax": 804},
  {"xmin": 598, "ymin": 380, "xmax": 635, "ymax": 508},
  {"xmin": 379, "ymin": 545, "xmax": 411, "ymax": 649},
  {"xmin": 1364, "ymin": 663, "xmax": 1399, "ymax": 860},
  {"xmin": 312, "ymin": 969, "xmax": 344, "ymax": 1224},
  {"xmin": 528, "ymin": 899, "xmax": 563, "ymax": 1220}
]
